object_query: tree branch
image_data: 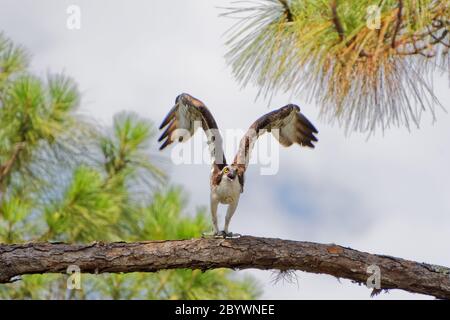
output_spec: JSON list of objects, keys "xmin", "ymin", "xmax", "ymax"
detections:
[
  {"xmin": 331, "ymin": 0, "xmax": 345, "ymax": 42},
  {"xmin": 277, "ymin": 0, "xmax": 293, "ymax": 22},
  {"xmin": 0, "ymin": 142, "xmax": 25, "ymax": 186},
  {"xmin": 1, "ymin": 236, "xmax": 449, "ymax": 299},
  {"xmin": 391, "ymin": 0, "xmax": 403, "ymax": 48}
]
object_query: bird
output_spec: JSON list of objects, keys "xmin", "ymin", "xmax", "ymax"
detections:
[{"xmin": 158, "ymin": 93, "xmax": 318, "ymax": 238}]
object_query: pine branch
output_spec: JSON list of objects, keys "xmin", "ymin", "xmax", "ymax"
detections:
[
  {"xmin": 0, "ymin": 142, "xmax": 25, "ymax": 186},
  {"xmin": 1, "ymin": 237, "xmax": 449, "ymax": 299},
  {"xmin": 277, "ymin": 0, "xmax": 293, "ymax": 22},
  {"xmin": 223, "ymin": 0, "xmax": 450, "ymax": 133},
  {"xmin": 331, "ymin": 0, "xmax": 345, "ymax": 42},
  {"xmin": 391, "ymin": 0, "xmax": 403, "ymax": 48}
]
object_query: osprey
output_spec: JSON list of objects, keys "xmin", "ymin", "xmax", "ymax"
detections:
[{"xmin": 159, "ymin": 93, "xmax": 318, "ymax": 238}]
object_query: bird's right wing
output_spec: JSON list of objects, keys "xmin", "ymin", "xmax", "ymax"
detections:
[
  {"xmin": 233, "ymin": 104, "xmax": 318, "ymax": 172},
  {"xmin": 158, "ymin": 93, "xmax": 227, "ymax": 169}
]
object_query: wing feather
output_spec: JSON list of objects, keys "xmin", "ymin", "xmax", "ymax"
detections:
[
  {"xmin": 233, "ymin": 104, "xmax": 318, "ymax": 172},
  {"xmin": 159, "ymin": 93, "xmax": 226, "ymax": 169}
]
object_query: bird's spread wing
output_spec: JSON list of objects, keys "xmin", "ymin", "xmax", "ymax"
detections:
[
  {"xmin": 233, "ymin": 104, "xmax": 318, "ymax": 172},
  {"xmin": 159, "ymin": 93, "xmax": 227, "ymax": 169}
]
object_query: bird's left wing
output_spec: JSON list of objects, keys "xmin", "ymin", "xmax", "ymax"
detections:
[
  {"xmin": 233, "ymin": 104, "xmax": 318, "ymax": 173},
  {"xmin": 159, "ymin": 93, "xmax": 226, "ymax": 169}
]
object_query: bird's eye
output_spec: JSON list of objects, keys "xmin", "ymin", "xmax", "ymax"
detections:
[{"xmin": 223, "ymin": 167, "xmax": 229, "ymax": 174}]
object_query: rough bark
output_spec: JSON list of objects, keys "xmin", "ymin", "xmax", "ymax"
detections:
[{"xmin": 1, "ymin": 236, "xmax": 449, "ymax": 299}]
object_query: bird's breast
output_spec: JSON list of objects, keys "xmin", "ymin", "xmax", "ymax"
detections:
[{"xmin": 212, "ymin": 178, "xmax": 241, "ymax": 204}]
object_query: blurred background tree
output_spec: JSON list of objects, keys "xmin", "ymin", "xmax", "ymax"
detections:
[
  {"xmin": 222, "ymin": 0, "xmax": 449, "ymax": 133},
  {"xmin": 0, "ymin": 33, "xmax": 260, "ymax": 300}
]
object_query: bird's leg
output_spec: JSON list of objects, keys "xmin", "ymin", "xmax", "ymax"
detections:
[
  {"xmin": 202, "ymin": 196, "xmax": 221, "ymax": 238},
  {"xmin": 223, "ymin": 200, "xmax": 240, "ymax": 238},
  {"xmin": 211, "ymin": 197, "xmax": 219, "ymax": 235}
]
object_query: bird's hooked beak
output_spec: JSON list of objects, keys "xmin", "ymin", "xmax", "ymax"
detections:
[{"xmin": 226, "ymin": 171, "xmax": 236, "ymax": 180}]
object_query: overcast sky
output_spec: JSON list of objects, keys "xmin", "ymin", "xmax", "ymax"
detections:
[{"xmin": 1, "ymin": 0, "xmax": 449, "ymax": 299}]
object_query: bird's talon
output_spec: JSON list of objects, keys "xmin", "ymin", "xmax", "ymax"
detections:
[
  {"xmin": 223, "ymin": 232, "xmax": 241, "ymax": 239},
  {"xmin": 202, "ymin": 231, "xmax": 221, "ymax": 238},
  {"xmin": 215, "ymin": 232, "xmax": 226, "ymax": 239}
]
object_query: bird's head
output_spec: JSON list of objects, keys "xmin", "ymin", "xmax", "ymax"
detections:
[{"xmin": 222, "ymin": 165, "xmax": 237, "ymax": 181}]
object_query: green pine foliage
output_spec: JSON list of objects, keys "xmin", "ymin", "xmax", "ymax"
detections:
[
  {"xmin": 222, "ymin": 0, "xmax": 449, "ymax": 133},
  {"xmin": 0, "ymin": 33, "xmax": 261, "ymax": 300}
]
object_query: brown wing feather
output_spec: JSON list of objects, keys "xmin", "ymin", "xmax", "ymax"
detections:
[
  {"xmin": 233, "ymin": 104, "xmax": 318, "ymax": 172},
  {"xmin": 159, "ymin": 93, "xmax": 227, "ymax": 169}
]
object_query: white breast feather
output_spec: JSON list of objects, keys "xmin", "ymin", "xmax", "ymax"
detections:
[{"xmin": 213, "ymin": 177, "xmax": 241, "ymax": 204}]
